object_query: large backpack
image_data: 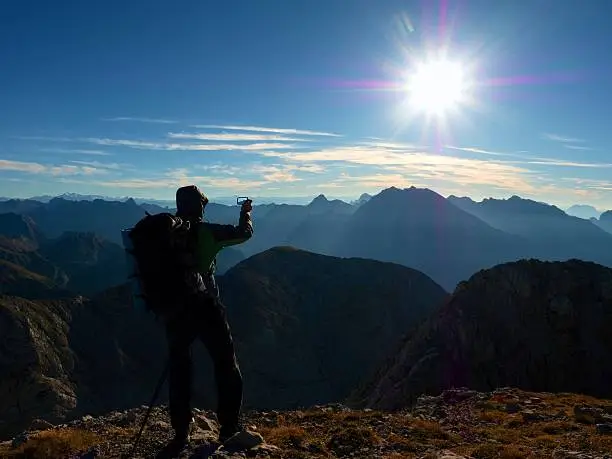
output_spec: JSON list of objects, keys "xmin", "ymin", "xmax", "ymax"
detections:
[{"xmin": 121, "ymin": 212, "xmax": 196, "ymax": 315}]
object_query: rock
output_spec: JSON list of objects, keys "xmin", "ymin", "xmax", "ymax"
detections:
[
  {"xmin": 225, "ymin": 430, "xmax": 265, "ymax": 449},
  {"xmin": 552, "ymin": 451, "xmax": 605, "ymax": 459},
  {"xmin": 434, "ymin": 451, "xmax": 471, "ymax": 459},
  {"xmin": 574, "ymin": 405, "xmax": 612, "ymax": 424},
  {"xmin": 194, "ymin": 414, "xmax": 218, "ymax": 432},
  {"xmin": 253, "ymin": 443, "xmax": 280, "ymax": 453},
  {"xmin": 11, "ymin": 432, "xmax": 29, "ymax": 449},
  {"xmin": 596, "ymin": 423, "xmax": 612, "ymax": 435},
  {"xmin": 522, "ymin": 409, "xmax": 547, "ymax": 422},
  {"xmin": 505, "ymin": 403, "xmax": 522, "ymax": 413},
  {"xmin": 29, "ymin": 418, "xmax": 54, "ymax": 431},
  {"xmin": 441, "ymin": 388, "xmax": 478, "ymax": 403}
]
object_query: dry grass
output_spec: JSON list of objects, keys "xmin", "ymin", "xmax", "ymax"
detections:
[
  {"xmin": 471, "ymin": 443, "xmax": 536, "ymax": 459},
  {"xmin": 257, "ymin": 425, "xmax": 309, "ymax": 449},
  {"xmin": 3, "ymin": 429, "xmax": 102, "ymax": 459}
]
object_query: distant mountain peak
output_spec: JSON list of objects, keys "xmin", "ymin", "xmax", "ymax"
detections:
[
  {"xmin": 310, "ymin": 194, "xmax": 328, "ymax": 204},
  {"xmin": 567, "ymin": 204, "xmax": 602, "ymax": 220},
  {"xmin": 306, "ymin": 194, "xmax": 352, "ymax": 213},
  {"xmin": 479, "ymin": 195, "xmax": 565, "ymax": 216}
]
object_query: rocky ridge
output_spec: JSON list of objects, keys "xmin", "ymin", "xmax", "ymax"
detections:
[{"xmin": 2, "ymin": 388, "xmax": 612, "ymax": 458}]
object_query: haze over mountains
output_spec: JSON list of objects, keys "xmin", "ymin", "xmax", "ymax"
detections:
[{"xmin": 1, "ymin": 186, "xmax": 612, "ymax": 291}]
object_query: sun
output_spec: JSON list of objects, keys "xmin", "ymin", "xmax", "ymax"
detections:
[{"xmin": 404, "ymin": 58, "xmax": 472, "ymax": 118}]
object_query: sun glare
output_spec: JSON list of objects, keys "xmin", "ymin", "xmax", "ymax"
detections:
[{"xmin": 405, "ymin": 59, "xmax": 472, "ymax": 117}]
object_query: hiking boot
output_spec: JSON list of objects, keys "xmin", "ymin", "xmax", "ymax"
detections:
[
  {"xmin": 219, "ymin": 428, "xmax": 264, "ymax": 449},
  {"xmin": 155, "ymin": 433, "xmax": 190, "ymax": 459}
]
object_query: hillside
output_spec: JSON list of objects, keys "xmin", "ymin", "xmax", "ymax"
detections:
[
  {"xmin": 0, "ymin": 247, "xmax": 447, "ymax": 440},
  {"xmin": 360, "ymin": 259, "xmax": 612, "ymax": 411},
  {"xmin": 219, "ymin": 247, "xmax": 448, "ymax": 408},
  {"xmin": 0, "ymin": 214, "xmax": 69, "ymax": 297},
  {"xmin": 38, "ymin": 231, "xmax": 127, "ymax": 295},
  {"xmin": 595, "ymin": 210, "xmax": 612, "ymax": 235},
  {"xmin": 0, "ymin": 215, "xmax": 125, "ymax": 298},
  {"xmin": 2, "ymin": 388, "xmax": 612, "ymax": 458}
]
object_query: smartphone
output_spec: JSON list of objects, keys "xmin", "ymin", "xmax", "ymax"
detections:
[{"xmin": 237, "ymin": 196, "xmax": 250, "ymax": 205}]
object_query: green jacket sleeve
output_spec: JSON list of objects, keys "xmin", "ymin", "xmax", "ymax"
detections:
[
  {"xmin": 208, "ymin": 210, "xmax": 253, "ymax": 247},
  {"xmin": 194, "ymin": 211, "xmax": 253, "ymax": 274}
]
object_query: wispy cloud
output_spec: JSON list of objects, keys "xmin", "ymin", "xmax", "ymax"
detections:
[
  {"xmin": 167, "ymin": 132, "xmax": 309, "ymax": 142},
  {"xmin": 102, "ymin": 117, "xmax": 178, "ymax": 124},
  {"xmin": 0, "ymin": 159, "xmax": 46, "ymax": 174},
  {"xmin": 191, "ymin": 124, "xmax": 342, "ymax": 137},
  {"xmin": 263, "ymin": 145, "xmax": 539, "ymax": 193},
  {"xmin": 563, "ymin": 144, "xmax": 594, "ymax": 151},
  {"xmin": 85, "ymin": 138, "xmax": 298, "ymax": 151},
  {"xmin": 41, "ymin": 148, "xmax": 113, "ymax": 156},
  {"xmin": 542, "ymin": 133, "xmax": 585, "ymax": 143},
  {"xmin": 58, "ymin": 177, "xmax": 167, "ymax": 189},
  {"xmin": 525, "ymin": 159, "xmax": 612, "ymax": 168},
  {"xmin": 0, "ymin": 159, "xmax": 105, "ymax": 176},
  {"xmin": 69, "ymin": 160, "xmax": 124, "ymax": 170},
  {"xmin": 445, "ymin": 145, "xmax": 511, "ymax": 156},
  {"xmin": 358, "ymin": 140, "xmax": 424, "ymax": 150},
  {"xmin": 445, "ymin": 145, "xmax": 608, "ymax": 168}
]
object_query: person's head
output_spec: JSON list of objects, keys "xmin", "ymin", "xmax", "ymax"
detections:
[{"xmin": 176, "ymin": 185, "xmax": 209, "ymax": 220}]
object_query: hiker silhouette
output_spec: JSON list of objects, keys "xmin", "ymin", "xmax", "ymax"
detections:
[{"xmin": 155, "ymin": 185, "xmax": 260, "ymax": 457}]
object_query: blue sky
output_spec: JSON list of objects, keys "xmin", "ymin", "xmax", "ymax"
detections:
[{"xmin": 2, "ymin": 0, "xmax": 612, "ymax": 209}]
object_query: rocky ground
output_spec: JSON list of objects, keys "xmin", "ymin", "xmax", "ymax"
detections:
[{"xmin": 2, "ymin": 387, "xmax": 612, "ymax": 458}]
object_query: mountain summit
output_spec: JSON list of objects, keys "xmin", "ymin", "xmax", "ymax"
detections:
[{"xmin": 335, "ymin": 187, "xmax": 527, "ymax": 289}]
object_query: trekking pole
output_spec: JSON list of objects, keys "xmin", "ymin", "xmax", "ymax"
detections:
[{"xmin": 128, "ymin": 357, "xmax": 170, "ymax": 458}]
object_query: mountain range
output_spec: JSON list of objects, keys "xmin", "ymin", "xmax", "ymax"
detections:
[{"xmin": 2, "ymin": 187, "xmax": 612, "ymax": 291}]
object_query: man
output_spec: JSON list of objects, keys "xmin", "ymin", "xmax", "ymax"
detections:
[{"xmin": 159, "ymin": 184, "xmax": 258, "ymax": 456}]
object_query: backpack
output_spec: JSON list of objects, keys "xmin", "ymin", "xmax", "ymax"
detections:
[{"xmin": 121, "ymin": 212, "xmax": 196, "ymax": 315}]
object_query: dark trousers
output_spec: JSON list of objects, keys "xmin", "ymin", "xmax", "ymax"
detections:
[{"xmin": 164, "ymin": 291, "xmax": 243, "ymax": 436}]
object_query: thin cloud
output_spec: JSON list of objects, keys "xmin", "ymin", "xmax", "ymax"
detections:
[
  {"xmin": 263, "ymin": 145, "xmax": 538, "ymax": 193},
  {"xmin": 191, "ymin": 124, "xmax": 342, "ymax": 137},
  {"xmin": 167, "ymin": 132, "xmax": 310, "ymax": 142},
  {"xmin": 16, "ymin": 135, "xmax": 303, "ymax": 151},
  {"xmin": 85, "ymin": 138, "xmax": 298, "ymax": 151},
  {"xmin": 526, "ymin": 159, "xmax": 612, "ymax": 168},
  {"xmin": 41, "ymin": 148, "xmax": 113, "ymax": 156},
  {"xmin": 69, "ymin": 160, "xmax": 124, "ymax": 170},
  {"xmin": 446, "ymin": 145, "xmax": 608, "ymax": 167},
  {"xmin": 58, "ymin": 177, "xmax": 166, "ymax": 189},
  {"xmin": 0, "ymin": 159, "xmax": 46, "ymax": 174},
  {"xmin": 542, "ymin": 133, "xmax": 585, "ymax": 143},
  {"xmin": 102, "ymin": 117, "xmax": 178, "ymax": 124},
  {"xmin": 445, "ymin": 145, "xmax": 511, "ymax": 156},
  {"xmin": 564, "ymin": 144, "xmax": 594, "ymax": 151},
  {"xmin": 0, "ymin": 159, "xmax": 105, "ymax": 176},
  {"xmin": 359, "ymin": 140, "xmax": 423, "ymax": 150}
]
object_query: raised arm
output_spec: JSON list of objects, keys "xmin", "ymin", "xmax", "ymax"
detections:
[{"xmin": 208, "ymin": 201, "xmax": 253, "ymax": 247}]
